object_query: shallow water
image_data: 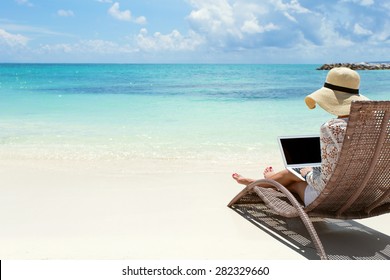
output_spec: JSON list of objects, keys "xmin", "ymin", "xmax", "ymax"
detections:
[{"xmin": 0, "ymin": 64, "xmax": 388, "ymax": 165}]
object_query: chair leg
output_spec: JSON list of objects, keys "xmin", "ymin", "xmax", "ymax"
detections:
[
  {"xmin": 228, "ymin": 179, "xmax": 329, "ymax": 260},
  {"xmin": 293, "ymin": 205, "xmax": 328, "ymax": 260},
  {"xmin": 251, "ymin": 180, "xmax": 328, "ymax": 260},
  {"xmin": 251, "ymin": 180, "xmax": 329, "ymax": 260}
]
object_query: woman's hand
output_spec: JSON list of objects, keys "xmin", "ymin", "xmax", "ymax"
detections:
[{"xmin": 300, "ymin": 167, "xmax": 313, "ymax": 177}]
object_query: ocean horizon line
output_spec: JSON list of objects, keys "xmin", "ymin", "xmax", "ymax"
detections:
[
  {"xmin": 0, "ymin": 62, "xmax": 322, "ymax": 65},
  {"xmin": 2, "ymin": 62, "xmax": 389, "ymax": 69}
]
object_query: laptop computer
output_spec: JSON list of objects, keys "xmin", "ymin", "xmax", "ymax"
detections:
[{"xmin": 278, "ymin": 135, "xmax": 321, "ymax": 181}]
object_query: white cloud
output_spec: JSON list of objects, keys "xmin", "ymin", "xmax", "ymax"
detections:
[
  {"xmin": 318, "ymin": 19, "xmax": 354, "ymax": 47},
  {"xmin": 241, "ymin": 18, "xmax": 278, "ymax": 34},
  {"xmin": 108, "ymin": 2, "xmax": 131, "ymax": 21},
  {"xmin": 241, "ymin": 18, "xmax": 262, "ymax": 34},
  {"xmin": 188, "ymin": 0, "xmax": 236, "ymax": 36},
  {"xmin": 185, "ymin": 0, "xmax": 390, "ymax": 53},
  {"xmin": 0, "ymin": 28, "xmax": 29, "ymax": 46},
  {"xmin": 57, "ymin": 10, "xmax": 75, "ymax": 17},
  {"xmin": 271, "ymin": 0, "xmax": 311, "ymax": 13},
  {"xmin": 187, "ymin": 0, "xmax": 278, "ymax": 49},
  {"xmin": 282, "ymin": 12, "xmax": 298, "ymax": 23},
  {"xmin": 108, "ymin": 2, "xmax": 146, "ymax": 24},
  {"xmin": 270, "ymin": 0, "xmax": 311, "ymax": 22},
  {"xmin": 79, "ymin": 40, "xmax": 127, "ymax": 53},
  {"xmin": 134, "ymin": 16, "xmax": 147, "ymax": 25},
  {"xmin": 40, "ymin": 43, "xmax": 73, "ymax": 53},
  {"xmin": 97, "ymin": 0, "xmax": 113, "ymax": 3},
  {"xmin": 353, "ymin": 23, "xmax": 373, "ymax": 35},
  {"xmin": 136, "ymin": 28, "xmax": 204, "ymax": 51},
  {"xmin": 15, "ymin": 0, "xmax": 33, "ymax": 7},
  {"xmin": 370, "ymin": 22, "xmax": 390, "ymax": 43}
]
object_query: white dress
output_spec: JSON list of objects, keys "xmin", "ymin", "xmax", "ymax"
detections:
[{"xmin": 304, "ymin": 118, "xmax": 348, "ymax": 206}]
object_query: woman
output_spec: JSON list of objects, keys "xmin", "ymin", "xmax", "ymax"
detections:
[{"xmin": 232, "ymin": 67, "xmax": 369, "ymax": 206}]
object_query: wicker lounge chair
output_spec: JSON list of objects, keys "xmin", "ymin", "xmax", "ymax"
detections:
[{"xmin": 228, "ymin": 101, "xmax": 390, "ymax": 260}]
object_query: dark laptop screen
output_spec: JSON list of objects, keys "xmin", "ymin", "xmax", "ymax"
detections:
[{"xmin": 280, "ymin": 136, "xmax": 321, "ymax": 165}]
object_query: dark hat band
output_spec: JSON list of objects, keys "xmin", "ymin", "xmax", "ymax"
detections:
[{"xmin": 324, "ymin": 82, "xmax": 359, "ymax": 95}]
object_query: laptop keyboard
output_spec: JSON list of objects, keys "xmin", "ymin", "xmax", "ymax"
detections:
[{"xmin": 292, "ymin": 166, "xmax": 321, "ymax": 175}]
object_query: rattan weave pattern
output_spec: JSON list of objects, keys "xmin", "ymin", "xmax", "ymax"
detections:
[{"xmin": 306, "ymin": 101, "xmax": 390, "ymax": 218}]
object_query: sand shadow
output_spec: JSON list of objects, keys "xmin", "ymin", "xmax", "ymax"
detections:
[{"xmin": 230, "ymin": 203, "xmax": 390, "ymax": 260}]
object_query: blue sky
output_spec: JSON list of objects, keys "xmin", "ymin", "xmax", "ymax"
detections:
[{"xmin": 0, "ymin": 0, "xmax": 389, "ymax": 63}]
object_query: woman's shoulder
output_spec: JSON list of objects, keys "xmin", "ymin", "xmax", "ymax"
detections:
[
  {"xmin": 321, "ymin": 118, "xmax": 348, "ymax": 135},
  {"xmin": 322, "ymin": 118, "xmax": 348, "ymax": 128}
]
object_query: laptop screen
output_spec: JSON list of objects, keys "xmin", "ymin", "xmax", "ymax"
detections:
[{"xmin": 279, "ymin": 136, "xmax": 321, "ymax": 165}]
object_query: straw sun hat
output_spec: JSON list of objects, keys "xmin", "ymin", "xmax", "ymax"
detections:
[{"xmin": 305, "ymin": 67, "xmax": 369, "ymax": 116}]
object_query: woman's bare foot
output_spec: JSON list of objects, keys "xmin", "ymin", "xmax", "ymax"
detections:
[
  {"xmin": 232, "ymin": 173, "xmax": 254, "ymax": 185},
  {"xmin": 263, "ymin": 166, "xmax": 275, "ymax": 179}
]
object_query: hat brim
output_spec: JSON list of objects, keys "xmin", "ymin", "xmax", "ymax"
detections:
[{"xmin": 305, "ymin": 87, "xmax": 369, "ymax": 116}]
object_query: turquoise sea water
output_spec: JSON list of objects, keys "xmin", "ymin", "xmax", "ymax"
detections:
[{"xmin": 0, "ymin": 64, "xmax": 389, "ymax": 166}]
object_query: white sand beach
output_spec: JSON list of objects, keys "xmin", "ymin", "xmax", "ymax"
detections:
[{"xmin": 0, "ymin": 158, "xmax": 389, "ymax": 260}]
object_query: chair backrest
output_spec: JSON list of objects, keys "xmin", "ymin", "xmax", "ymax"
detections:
[{"xmin": 305, "ymin": 101, "xmax": 390, "ymax": 219}]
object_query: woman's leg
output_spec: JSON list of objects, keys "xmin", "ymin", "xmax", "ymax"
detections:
[
  {"xmin": 287, "ymin": 181, "xmax": 308, "ymax": 203},
  {"xmin": 264, "ymin": 168, "xmax": 301, "ymax": 186},
  {"xmin": 233, "ymin": 167, "xmax": 300, "ymax": 187},
  {"xmin": 232, "ymin": 173, "xmax": 255, "ymax": 185},
  {"xmin": 232, "ymin": 167, "xmax": 308, "ymax": 204},
  {"xmin": 265, "ymin": 168, "xmax": 307, "ymax": 202}
]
